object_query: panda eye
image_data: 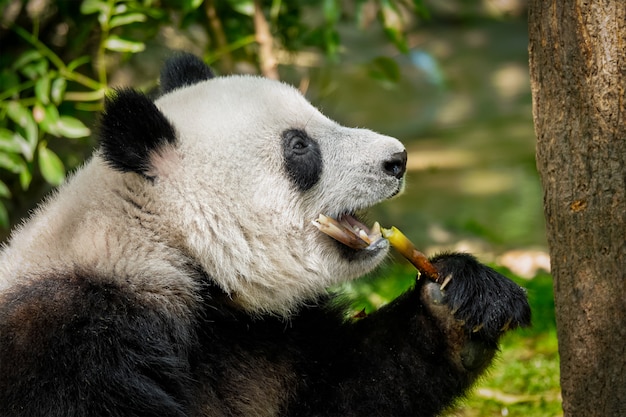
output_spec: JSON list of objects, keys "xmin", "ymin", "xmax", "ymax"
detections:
[
  {"xmin": 287, "ymin": 132, "xmax": 310, "ymax": 154},
  {"xmin": 282, "ymin": 129, "xmax": 323, "ymax": 192}
]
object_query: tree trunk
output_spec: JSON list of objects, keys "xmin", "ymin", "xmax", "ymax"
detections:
[{"xmin": 528, "ymin": 2, "xmax": 626, "ymax": 416}]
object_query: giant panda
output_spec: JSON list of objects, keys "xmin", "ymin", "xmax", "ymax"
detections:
[{"xmin": 0, "ymin": 53, "xmax": 530, "ymax": 417}]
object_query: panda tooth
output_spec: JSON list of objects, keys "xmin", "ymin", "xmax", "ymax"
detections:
[
  {"xmin": 358, "ymin": 229, "xmax": 370, "ymax": 243},
  {"xmin": 370, "ymin": 221, "xmax": 382, "ymax": 239}
]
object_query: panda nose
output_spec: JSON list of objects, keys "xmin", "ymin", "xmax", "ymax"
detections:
[{"xmin": 383, "ymin": 150, "xmax": 407, "ymax": 179}]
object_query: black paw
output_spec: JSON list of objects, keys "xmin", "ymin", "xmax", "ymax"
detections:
[{"xmin": 428, "ymin": 252, "xmax": 531, "ymax": 342}]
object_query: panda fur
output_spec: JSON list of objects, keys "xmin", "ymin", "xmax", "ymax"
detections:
[{"xmin": 0, "ymin": 53, "xmax": 530, "ymax": 417}]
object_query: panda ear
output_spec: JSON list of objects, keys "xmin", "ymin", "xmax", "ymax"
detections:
[
  {"xmin": 98, "ymin": 89, "xmax": 177, "ymax": 178},
  {"xmin": 160, "ymin": 53, "xmax": 215, "ymax": 94}
]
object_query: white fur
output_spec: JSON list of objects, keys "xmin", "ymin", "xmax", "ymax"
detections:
[{"xmin": 0, "ymin": 75, "xmax": 405, "ymax": 316}]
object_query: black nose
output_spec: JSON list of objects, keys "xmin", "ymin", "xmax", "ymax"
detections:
[{"xmin": 383, "ymin": 150, "xmax": 407, "ymax": 179}]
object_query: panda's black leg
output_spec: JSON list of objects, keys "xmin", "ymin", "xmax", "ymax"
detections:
[{"xmin": 0, "ymin": 273, "xmax": 195, "ymax": 417}]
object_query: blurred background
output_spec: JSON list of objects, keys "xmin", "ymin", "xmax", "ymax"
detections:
[{"xmin": 0, "ymin": 1, "xmax": 560, "ymax": 415}]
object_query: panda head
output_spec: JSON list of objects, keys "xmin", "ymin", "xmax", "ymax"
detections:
[{"xmin": 98, "ymin": 53, "xmax": 407, "ymax": 315}]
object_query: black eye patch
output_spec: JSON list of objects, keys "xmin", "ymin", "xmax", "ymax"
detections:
[{"xmin": 282, "ymin": 129, "xmax": 323, "ymax": 192}]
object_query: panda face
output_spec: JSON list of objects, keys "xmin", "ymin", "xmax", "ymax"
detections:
[{"xmin": 147, "ymin": 74, "xmax": 406, "ymax": 314}]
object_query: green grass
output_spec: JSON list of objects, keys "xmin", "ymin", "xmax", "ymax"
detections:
[{"xmin": 336, "ymin": 265, "xmax": 562, "ymax": 417}]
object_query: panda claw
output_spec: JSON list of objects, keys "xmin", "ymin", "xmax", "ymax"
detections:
[
  {"xmin": 439, "ymin": 273, "xmax": 453, "ymax": 291},
  {"xmin": 500, "ymin": 318, "xmax": 513, "ymax": 332}
]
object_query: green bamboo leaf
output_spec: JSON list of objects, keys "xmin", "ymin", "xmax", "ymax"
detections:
[
  {"xmin": 110, "ymin": 13, "xmax": 147, "ymax": 28},
  {"xmin": 38, "ymin": 145, "xmax": 65, "ymax": 186},
  {"xmin": 56, "ymin": 116, "xmax": 91, "ymax": 139},
  {"xmin": 104, "ymin": 36, "xmax": 145, "ymax": 53},
  {"xmin": 35, "ymin": 76, "xmax": 51, "ymax": 105},
  {"xmin": 0, "ymin": 180, "xmax": 10, "ymax": 198},
  {"xmin": 50, "ymin": 78, "xmax": 67, "ymax": 105}
]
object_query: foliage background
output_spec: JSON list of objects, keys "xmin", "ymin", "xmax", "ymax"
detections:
[{"xmin": 0, "ymin": 0, "xmax": 560, "ymax": 415}]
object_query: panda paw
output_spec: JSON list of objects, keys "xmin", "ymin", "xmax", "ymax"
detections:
[{"xmin": 426, "ymin": 252, "xmax": 531, "ymax": 343}]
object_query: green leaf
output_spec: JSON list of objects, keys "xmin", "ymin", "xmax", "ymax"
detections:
[
  {"xmin": 81, "ymin": 0, "xmax": 109, "ymax": 15},
  {"xmin": 19, "ymin": 164, "xmax": 32, "ymax": 190},
  {"xmin": 226, "ymin": 0, "xmax": 255, "ymax": 16},
  {"xmin": 104, "ymin": 36, "xmax": 145, "ymax": 53},
  {"xmin": 35, "ymin": 76, "xmax": 51, "ymax": 105},
  {"xmin": 182, "ymin": 0, "xmax": 204, "ymax": 12},
  {"xmin": 379, "ymin": 0, "xmax": 409, "ymax": 53},
  {"xmin": 0, "ymin": 128, "xmax": 23, "ymax": 153},
  {"xmin": 38, "ymin": 145, "xmax": 65, "ymax": 186},
  {"xmin": 0, "ymin": 180, "xmax": 10, "ymax": 198},
  {"xmin": 0, "ymin": 152, "xmax": 25, "ymax": 174},
  {"xmin": 0, "ymin": 129, "xmax": 32, "ymax": 160},
  {"xmin": 0, "ymin": 202, "xmax": 9, "ymax": 229},
  {"xmin": 56, "ymin": 116, "xmax": 91, "ymax": 139},
  {"xmin": 383, "ymin": 27, "xmax": 408, "ymax": 54},
  {"xmin": 18, "ymin": 58, "xmax": 49, "ymax": 80},
  {"xmin": 110, "ymin": 13, "xmax": 147, "ymax": 28},
  {"xmin": 39, "ymin": 105, "xmax": 61, "ymax": 136},
  {"xmin": 6, "ymin": 101, "xmax": 38, "ymax": 147},
  {"xmin": 50, "ymin": 78, "xmax": 67, "ymax": 105},
  {"xmin": 12, "ymin": 50, "xmax": 43, "ymax": 71}
]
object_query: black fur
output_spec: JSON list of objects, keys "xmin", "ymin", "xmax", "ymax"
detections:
[
  {"xmin": 0, "ymin": 272, "xmax": 194, "ymax": 417},
  {"xmin": 282, "ymin": 129, "xmax": 323, "ymax": 192},
  {"xmin": 430, "ymin": 253, "xmax": 531, "ymax": 341},
  {"xmin": 160, "ymin": 53, "xmax": 215, "ymax": 94},
  {"xmin": 99, "ymin": 89, "xmax": 177, "ymax": 177},
  {"xmin": 0, "ymin": 253, "xmax": 530, "ymax": 417}
]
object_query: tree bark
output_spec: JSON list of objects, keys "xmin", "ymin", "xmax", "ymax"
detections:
[{"xmin": 528, "ymin": 1, "xmax": 626, "ymax": 416}]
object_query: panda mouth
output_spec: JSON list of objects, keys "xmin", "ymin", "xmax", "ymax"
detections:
[{"xmin": 312, "ymin": 213, "xmax": 387, "ymax": 252}]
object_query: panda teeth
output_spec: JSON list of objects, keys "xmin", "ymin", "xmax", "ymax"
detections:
[
  {"xmin": 312, "ymin": 214, "xmax": 369, "ymax": 250},
  {"xmin": 313, "ymin": 213, "xmax": 384, "ymax": 251}
]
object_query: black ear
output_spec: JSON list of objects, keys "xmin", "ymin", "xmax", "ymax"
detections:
[
  {"xmin": 98, "ymin": 89, "xmax": 177, "ymax": 177},
  {"xmin": 160, "ymin": 53, "xmax": 215, "ymax": 94}
]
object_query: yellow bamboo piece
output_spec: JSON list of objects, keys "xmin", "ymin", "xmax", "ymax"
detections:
[{"xmin": 381, "ymin": 226, "xmax": 440, "ymax": 282}]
